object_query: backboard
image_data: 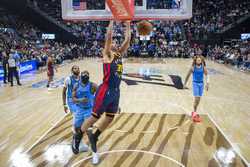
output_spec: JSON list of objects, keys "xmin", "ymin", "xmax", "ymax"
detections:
[{"xmin": 61, "ymin": 0, "xmax": 192, "ymax": 21}]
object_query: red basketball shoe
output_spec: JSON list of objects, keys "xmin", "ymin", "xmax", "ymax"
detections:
[{"xmin": 192, "ymin": 112, "xmax": 202, "ymax": 123}]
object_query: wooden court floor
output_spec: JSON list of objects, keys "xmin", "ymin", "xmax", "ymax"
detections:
[
  {"xmin": 0, "ymin": 58, "xmax": 250, "ymax": 167},
  {"xmin": 28, "ymin": 113, "xmax": 247, "ymax": 167}
]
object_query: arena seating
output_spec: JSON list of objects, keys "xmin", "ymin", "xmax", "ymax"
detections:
[{"xmin": 1, "ymin": 1, "xmax": 249, "ymax": 72}]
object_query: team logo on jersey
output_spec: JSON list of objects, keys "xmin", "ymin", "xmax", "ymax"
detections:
[{"xmin": 117, "ymin": 64, "xmax": 123, "ymax": 77}]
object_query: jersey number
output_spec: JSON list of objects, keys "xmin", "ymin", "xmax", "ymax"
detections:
[{"xmin": 117, "ymin": 64, "xmax": 123, "ymax": 77}]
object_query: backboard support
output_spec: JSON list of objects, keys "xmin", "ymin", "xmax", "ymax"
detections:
[{"xmin": 62, "ymin": 0, "xmax": 192, "ymax": 21}]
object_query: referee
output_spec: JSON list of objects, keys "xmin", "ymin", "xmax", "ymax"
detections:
[{"xmin": 8, "ymin": 52, "xmax": 21, "ymax": 86}]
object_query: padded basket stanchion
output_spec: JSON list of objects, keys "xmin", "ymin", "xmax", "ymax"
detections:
[{"xmin": 106, "ymin": 0, "xmax": 134, "ymax": 20}]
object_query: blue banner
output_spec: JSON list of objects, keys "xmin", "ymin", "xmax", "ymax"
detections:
[{"xmin": 0, "ymin": 60, "xmax": 37, "ymax": 80}]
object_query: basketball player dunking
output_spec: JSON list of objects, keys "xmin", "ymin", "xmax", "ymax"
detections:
[
  {"xmin": 184, "ymin": 55, "xmax": 209, "ymax": 122},
  {"xmin": 79, "ymin": 21, "xmax": 131, "ymax": 164}
]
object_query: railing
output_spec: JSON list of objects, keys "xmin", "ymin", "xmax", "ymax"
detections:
[
  {"xmin": 27, "ymin": 1, "xmax": 79, "ymax": 37},
  {"xmin": 217, "ymin": 14, "xmax": 250, "ymax": 34}
]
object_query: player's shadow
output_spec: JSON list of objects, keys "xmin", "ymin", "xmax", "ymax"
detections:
[
  {"xmin": 181, "ymin": 123, "xmax": 195, "ymax": 166},
  {"xmin": 204, "ymin": 127, "xmax": 215, "ymax": 146},
  {"xmin": 148, "ymin": 114, "xmax": 187, "ymax": 166},
  {"xmin": 215, "ymin": 128, "xmax": 231, "ymax": 149},
  {"xmin": 110, "ymin": 114, "xmax": 158, "ymax": 167},
  {"xmin": 209, "ymin": 121, "xmax": 239, "ymax": 167},
  {"xmin": 122, "ymin": 74, "xmax": 184, "ymax": 89},
  {"xmin": 208, "ymin": 158, "xmax": 220, "ymax": 167}
]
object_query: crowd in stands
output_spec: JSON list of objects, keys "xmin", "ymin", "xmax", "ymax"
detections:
[
  {"xmin": 209, "ymin": 40, "xmax": 250, "ymax": 71},
  {"xmin": 1, "ymin": 0, "xmax": 250, "ymax": 73},
  {"xmin": 0, "ymin": 8, "xmax": 83, "ymax": 70},
  {"xmin": 0, "ymin": 30, "xmax": 83, "ymax": 70},
  {"xmin": 29, "ymin": 0, "xmax": 250, "ymax": 42},
  {"xmin": 0, "ymin": 8, "xmax": 41, "ymax": 40},
  {"xmin": 128, "ymin": 20, "xmax": 187, "ymax": 57},
  {"xmin": 184, "ymin": 0, "xmax": 250, "ymax": 41}
]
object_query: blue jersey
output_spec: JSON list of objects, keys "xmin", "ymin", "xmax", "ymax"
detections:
[
  {"xmin": 66, "ymin": 76, "xmax": 80, "ymax": 102},
  {"xmin": 75, "ymin": 82, "xmax": 94, "ymax": 109},
  {"xmin": 193, "ymin": 65, "xmax": 204, "ymax": 83},
  {"xmin": 103, "ymin": 55, "xmax": 123, "ymax": 89}
]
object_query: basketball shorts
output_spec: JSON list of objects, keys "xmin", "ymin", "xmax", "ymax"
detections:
[
  {"xmin": 73, "ymin": 106, "xmax": 92, "ymax": 128},
  {"xmin": 92, "ymin": 84, "xmax": 120, "ymax": 118},
  {"xmin": 192, "ymin": 81, "xmax": 204, "ymax": 97},
  {"xmin": 67, "ymin": 99, "xmax": 77, "ymax": 113},
  {"xmin": 47, "ymin": 70, "xmax": 54, "ymax": 77}
]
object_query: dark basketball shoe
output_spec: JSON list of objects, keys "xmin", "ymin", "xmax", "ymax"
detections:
[
  {"xmin": 71, "ymin": 132, "xmax": 82, "ymax": 154},
  {"xmin": 87, "ymin": 129, "xmax": 97, "ymax": 153}
]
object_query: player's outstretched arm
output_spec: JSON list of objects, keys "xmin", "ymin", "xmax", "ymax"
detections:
[
  {"xmin": 119, "ymin": 21, "xmax": 131, "ymax": 55},
  {"xmin": 62, "ymin": 87, "xmax": 68, "ymax": 113},
  {"xmin": 204, "ymin": 66, "xmax": 209, "ymax": 91},
  {"xmin": 103, "ymin": 21, "xmax": 114, "ymax": 55},
  {"xmin": 184, "ymin": 67, "xmax": 193, "ymax": 88}
]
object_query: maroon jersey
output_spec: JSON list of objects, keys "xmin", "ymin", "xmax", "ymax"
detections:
[
  {"xmin": 47, "ymin": 61, "xmax": 54, "ymax": 76},
  {"xmin": 102, "ymin": 55, "xmax": 123, "ymax": 88}
]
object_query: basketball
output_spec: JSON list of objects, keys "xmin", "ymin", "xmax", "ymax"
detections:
[{"xmin": 137, "ymin": 20, "xmax": 153, "ymax": 36}]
